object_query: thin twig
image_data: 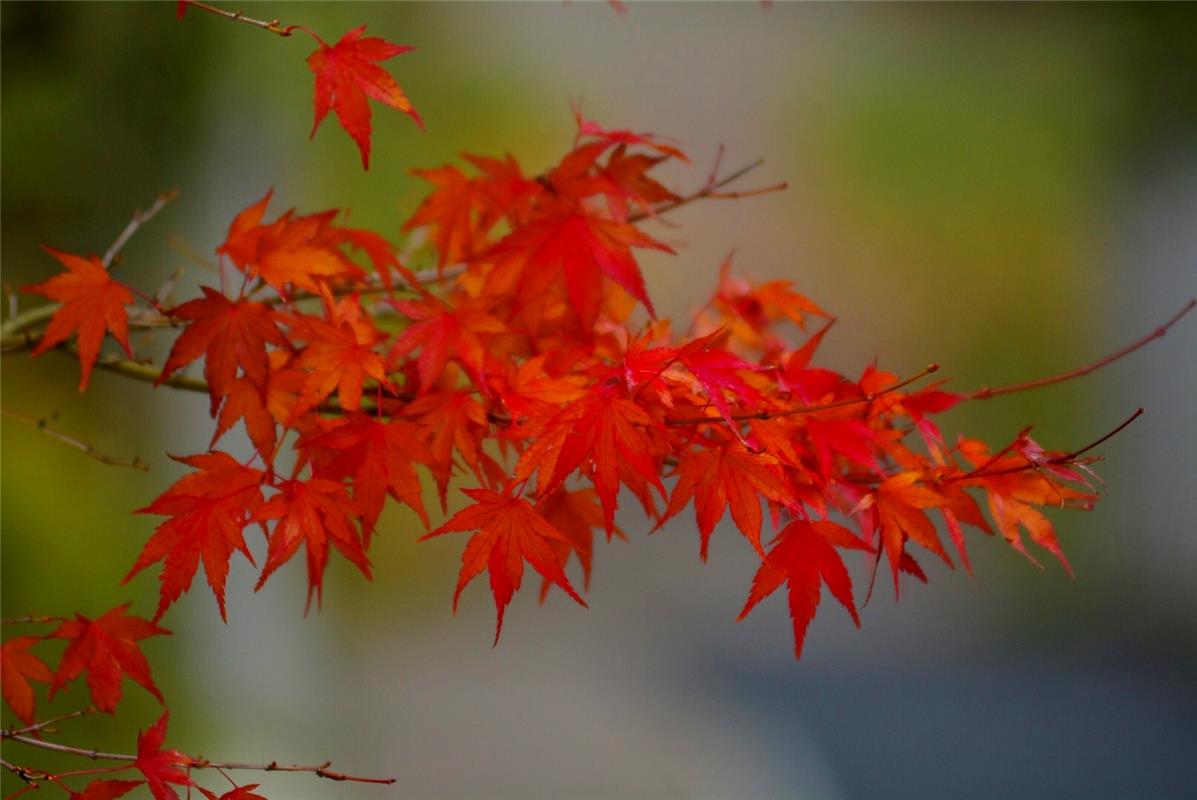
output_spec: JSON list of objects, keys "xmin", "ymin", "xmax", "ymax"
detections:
[
  {"xmin": 0, "ymin": 616, "xmax": 62, "ymax": 626},
  {"xmin": 1, "ymin": 708, "xmax": 99, "ymax": 740},
  {"xmin": 629, "ymin": 158, "xmax": 776, "ymax": 223},
  {"xmin": 968, "ymin": 298, "xmax": 1195, "ymax": 401},
  {"xmin": 665, "ymin": 364, "xmax": 940, "ymax": 426},
  {"xmin": 103, "ymin": 190, "xmax": 178, "ymax": 269},
  {"xmin": 950, "ymin": 408, "xmax": 1143, "ymax": 485},
  {"xmin": 1, "ymin": 408, "xmax": 149, "ymax": 471},
  {"xmin": 1, "ymin": 757, "xmax": 41, "ymax": 786},
  {"xmin": 6, "ymin": 735, "xmax": 395, "ymax": 785},
  {"xmin": 178, "ymin": 0, "xmax": 322, "ymax": 42}
]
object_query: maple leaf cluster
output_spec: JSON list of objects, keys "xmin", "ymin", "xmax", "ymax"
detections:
[{"xmin": 18, "ymin": 111, "xmax": 1105, "ymax": 662}]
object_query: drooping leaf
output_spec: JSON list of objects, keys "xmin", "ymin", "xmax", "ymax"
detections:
[
  {"xmin": 1, "ymin": 636, "xmax": 52, "ymax": 724},
  {"xmin": 301, "ymin": 413, "xmax": 430, "ymax": 542},
  {"xmin": 49, "ymin": 605, "xmax": 169, "ymax": 713},
  {"xmin": 738, "ymin": 520, "xmax": 871, "ymax": 660},
  {"xmin": 157, "ymin": 286, "xmax": 289, "ymax": 413},
  {"xmin": 307, "ymin": 25, "xmax": 422, "ymax": 169},
  {"xmin": 421, "ymin": 488, "xmax": 587, "ymax": 643},
  {"xmin": 125, "ymin": 452, "xmax": 265, "ymax": 621},
  {"xmin": 24, "ymin": 246, "xmax": 134, "ymax": 390},
  {"xmin": 663, "ymin": 442, "xmax": 793, "ymax": 560},
  {"xmin": 253, "ymin": 478, "xmax": 371, "ymax": 611},
  {"xmin": 134, "ymin": 712, "xmax": 193, "ymax": 800}
]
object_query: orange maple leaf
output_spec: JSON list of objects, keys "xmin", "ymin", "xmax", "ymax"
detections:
[
  {"xmin": 663, "ymin": 442, "xmax": 793, "ymax": 560},
  {"xmin": 308, "ymin": 25, "xmax": 423, "ymax": 169},
  {"xmin": 125, "ymin": 452, "xmax": 266, "ymax": 621},
  {"xmin": 158, "ymin": 286, "xmax": 290, "ymax": 413},
  {"xmin": 422, "ymin": 488, "xmax": 587, "ymax": 643},
  {"xmin": 134, "ymin": 712, "xmax": 193, "ymax": 800},
  {"xmin": 253, "ymin": 478, "xmax": 371, "ymax": 611},
  {"xmin": 738, "ymin": 520, "xmax": 871, "ymax": 660},
  {"xmin": 1, "ymin": 637, "xmax": 52, "ymax": 724},
  {"xmin": 48, "ymin": 604, "xmax": 170, "ymax": 713},
  {"xmin": 24, "ymin": 246, "xmax": 134, "ymax": 390}
]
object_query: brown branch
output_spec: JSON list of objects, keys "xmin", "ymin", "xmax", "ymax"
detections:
[
  {"xmin": 1, "ymin": 708, "xmax": 99, "ymax": 739},
  {"xmin": 968, "ymin": 298, "xmax": 1195, "ymax": 401},
  {"xmin": 5, "ymin": 735, "xmax": 395, "ymax": 786},
  {"xmin": 177, "ymin": 0, "xmax": 321, "ymax": 42},
  {"xmin": 0, "ymin": 616, "xmax": 62, "ymax": 626},
  {"xmin": 949, "ymin": 407, "xmax": 1143, "ymax": 485},
  {"xmin": 1, "ymin": 408, "xmax": 149, "ymax": 471},
  {"xmin": 629, "ymin": 158, "xmax": 777, "ymax": 224},
  {"xmin": 666, "ymin": 363, "xmax": 940, "ymax": 426},
  {"xmin": 103, "ymin": 190, "xmax": 178, "ymax": 269}
]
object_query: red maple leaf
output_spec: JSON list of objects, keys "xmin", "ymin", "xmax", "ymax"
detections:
[
  {"xmin": 662, "ymin": 442, "xmax": 793, "ymax": 560},
  {"xmin": 253, "ymin": 478, "xmax": 371, "ymax": 611},
  {"xmin": 157, "ymin": 286, "xmax": 289, "ymax": 413},
  {"xmin": 24, "ymin": 246, "xmax": 134, "ymax": 390},
  {"xmin": 490, "ymin": 211, "xmax": 673, "ymax": 327},
  {"xmin": 388, "ymin": 295, "xmax": 505, "ymax": 392},
  {"xmin": 301, "ymin": 413, "xmax": 430, "ymax": 542},
  {"xmin": 421, "ymin": 488, "xmax": 587, "ymax": 643},
  {"xmin": 738, "ymin": 520, "xmax": 872, "ymax": 660},
  {"xmin": 870, "ymin": 471, "xmax": 949, "ymax": 595},
  {"xmin": 1, "ymin": 636, "xmax": 52, "ymax": 724},
  {"xmin": 134, "ymin": 712, "xmax": 193, "ymax": 800},
  {"xmin": 514, "ymin": 389, "xmax": 665, "ymax": 533},
  {"xmin": 69, "ymin": 780, "xmax": 145, "ymax": 800},
  {"xmin": 216, "ymin": 191, "xmax": 363, "ymax": 294},
  {"xmin": 308, "ymin": 25, "xmax": 423, "ymax": 169},
  {"xmin": 49, "ymin": 604, "xmax": 170, "ymax": 713},
  {"xmin": 536, "ymin": 487, "xmax": 622, "ymax": 602},
  {"xmin": 125, "ymin": 452, "xmax": 266, "ymax": 621},
  {"xmin": 212, "ymin": 376, "xmax": 279, "ymax": 457},
  {"xmin": 291, "ymin": 305, "xmax": 392, "ymax": 415}
]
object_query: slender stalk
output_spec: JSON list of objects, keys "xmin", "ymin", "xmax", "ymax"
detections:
[
  {"xmin": 103, "ymin": 191, "xmax": 178, "ymax": 269},
  {"xmin": 950, "ymin": 408, "xmax": 1143, "ymax": 484},
  {"xmin": 665, "ymin": 364, "xmax": 940, "ymax": 426},
  {"xmin": 177, "ymin": 0, "xmax": 322, "ymax": 43},
  {"xmin": 968, "ymin": 298, "xmax": 1195, "ymax": 401},
  {"xmin": 1, "ymin": 708, "xmax": 98, "ymax": 739},
  {"xmin": 5, "ymin": 735, "xmax": 395, "ymax": 785},
  {"xmin": 0, "ymin": 616, "xmax": 62, "ymax": 626},
  {"xmin": 1, "ymin": 409, "xmax": 148, "ymax": 471}
]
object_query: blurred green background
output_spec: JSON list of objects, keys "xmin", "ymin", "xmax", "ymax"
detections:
[{"xmin": 3, "ymin": 2, "xmax": 1195, "ymax": 798}]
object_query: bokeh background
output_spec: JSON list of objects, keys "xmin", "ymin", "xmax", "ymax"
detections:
[{"xmin": 3, "ymin": 2, "xmax": 1195, "ymax": 798}]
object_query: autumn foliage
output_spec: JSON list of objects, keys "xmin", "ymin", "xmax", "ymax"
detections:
[{"xmin": 3, "ymin": 2, "xmax": 1192, "ymax": 799}]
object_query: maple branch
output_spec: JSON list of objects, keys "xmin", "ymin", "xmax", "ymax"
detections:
[
  {"xmin": 949, "ymin": 407, "xmax": 1143, "ymax": 485},
  {"xmin": 1, "ymin": 709, "xmax": 99, "ymax": 740},
  {"xmin": 177, "ymin": 0, "xmax": 321, "ymax": 42},
  {"xmin": 1, "ymin": 758, "xmax": 40, "ymax": 787},
  {"xmin": 0, "ymin": 616, "xmax": 62, "ymax": 626},
  {"xmin": 665, "ymin": 363, "xmax": 940, "ymax": 426},
  {"xmin": 630, "ymin": 157, "xmax": 783, "ymax": 224},
  {"xmin": 1, "ymin": 408, "xmax": 149, "ymax": 471},
  {"xmin": 967, "ymin": 298, "xmax": 1196, "ymax": 401},
  {"xmin": 103, "ymin": 190, "xmax": 178, "ymax": 269},
  {"xmin": 4, "ymin": 735, "xmax": 396, "ymax": 786}
]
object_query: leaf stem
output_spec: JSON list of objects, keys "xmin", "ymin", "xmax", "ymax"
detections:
[
  {"xmin": 177, "ymin": 0, "xmax": 323, "ymax": 43},
  {"xmin": 4, "ymin": 735, "xmax": 395, "ymax": 785},
  {"xmin": 103, "ymin": 190, "xmax": 178, "ymax": 269},
  {"xmin": 666, "ymin": 363, "xmax": 940, "ymax": 426},
  {"xmin": 968, "ymin": 298, "xmax": 1195, "ymax": 401},
  {"xmin": 1, "ymin": 408, "xmax": 149, "ymax": 471}
]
